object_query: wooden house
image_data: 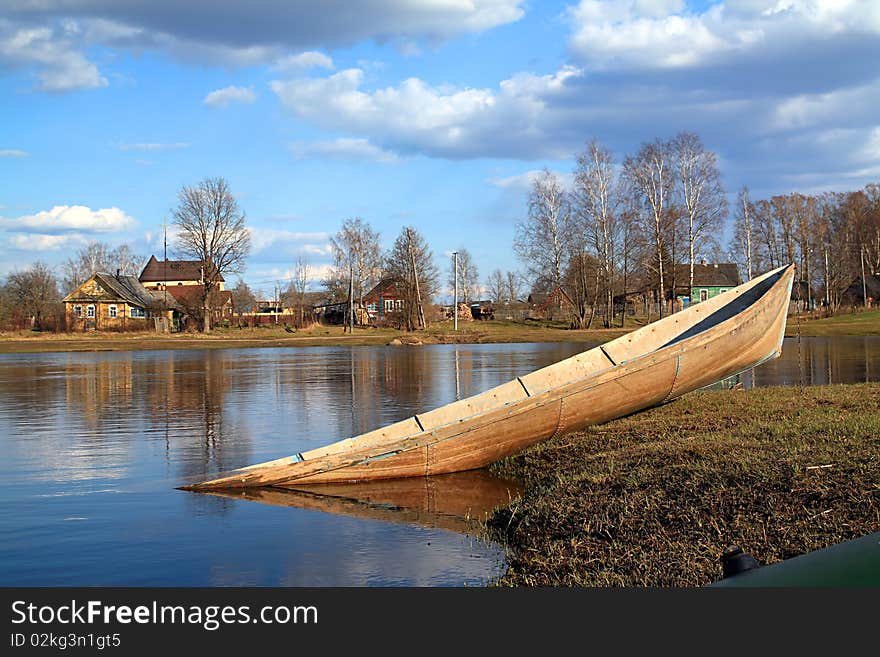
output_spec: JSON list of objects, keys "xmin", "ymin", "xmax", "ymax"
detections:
[
  {"xmin": 63, "ymin": 272, "xmax": 175, "ymax": 331},
  {"xmin": 671, "ymin": 263, "xmax": 741, "ymax": 305},
  {"xmin": 363, "ymin": 278, "xmax": 406, "ymax": 321}
]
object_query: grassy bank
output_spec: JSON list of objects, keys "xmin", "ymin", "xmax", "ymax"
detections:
[
  {"xmin": 486, "ymin": 383, "xmax": 880, "ymax": 586},
  {"xmin": 0, "ymin": 319, "xmax": 633, "ymax": 354},
  {"xmin": 1, "ymin": 308, "xmax": 874, "ymax": 354},
  {"xmin": 786, "ymin": 309, "xmax": 880, "ymax": 337}
]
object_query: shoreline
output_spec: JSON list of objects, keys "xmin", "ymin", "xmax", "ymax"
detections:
[
  {"xmin": 485, "ymin": 383, "xmax": 880, "ymax": 586},
  {"xmin": 0, "ymin": 309, "xmax": 877, "ymax": 354}
]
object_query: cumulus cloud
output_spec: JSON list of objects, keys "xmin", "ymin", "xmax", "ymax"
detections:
[
  {"xmin": 1, "ymin": 205, "xmax": 137, "ymax": 234},
  {"xmin": 272, "ymin": 51, "xmax": 334, "ymax": 74},
  {"xmin": 270, "ymin": 66, "xmax": 583, "ymax": 159},
  {"xmin": 1, "ymin": 1, "xmax": 525, "ymax": 89},
  {"xmin": 0, "ymin": 18, "xmax": 108, "ymax": 92},
  {"xmin": 0, "ymin": 149, "xmax": 28, "ymax": 157},
  {"xmin": 289, "ymin": 138, "xmax": 400, "ymax": 163},
  {"xmin": 203, "ymin": 85, "xmax": 256, "ymax": 107},
  {"xmin": 568, "ymin": 0, "xmax": 880, "ymax": 75},
  {"xmin": 7, "ymin": 233, "xmax": 88, "ymax": 251}
]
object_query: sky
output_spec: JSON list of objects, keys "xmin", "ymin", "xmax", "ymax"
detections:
[{"xmin": 2, "ymin": 0, "xmax": 879, "ymax": 299}]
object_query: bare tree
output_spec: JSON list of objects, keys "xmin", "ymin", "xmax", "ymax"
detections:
[
  {"xmin": 623, "ymin": 139, "xmax": 674, "ymax": 317},
  {"xmin": 514, "ymin": 169, "xmax": 572, "ymax": 292},
  {"xmin": 61, "ymin": 241, "xmax": 145, "ymax": 294},
  {"xmin": 172, "ymin": 177, "xmax": 251, "ymax": 332},
  {"xmin": 290, "ymin": 255, "xmax": 310, "ymax": 326},
  {"xmin": 573, "ymin": 139, "xmax": 620, "ymax": 327},
  {"xmin": 485, "ymin": 268, "xmax": 507, "ymax": 303},
  {"xmin": 506, "ymin": 271, "xmax": 522, "ymax": 303},
  {"xmin": 732, "ymin": 186, "xmax": 755, "ymax": 280},
  {"xmin": 4, "ymin": 262, "xmax": 59, "ymax": 330},
  {"xmin": 447, "ymin": 248, "xmax": 479, "ymax": 304},
  {"xmin": 384, "ymin": 226, "xmax": 439, "ymax": 331},
  {"xmin": 229, "ymin": 278, "xmax": 256, "ymax": 326},
  {"xmin": 328, "ymin": 217, "xmax": 382, "ymax": 327},
  {"xmin": 671, "ymin": 132, "xmax": 727, "ymax": 295}
]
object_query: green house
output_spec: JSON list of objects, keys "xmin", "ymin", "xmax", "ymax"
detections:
[{"xmin": 674, "ymin": 263, "xmax": 741, "ymax": 305}]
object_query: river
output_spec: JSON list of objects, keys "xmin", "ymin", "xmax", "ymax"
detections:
[{"xmin": 1, "ymin": 336, "xmax": 877, "ymax": 585}]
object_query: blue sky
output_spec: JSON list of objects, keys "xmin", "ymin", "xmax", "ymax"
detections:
[{"xmin": 2, "ymin": 1, "xmax": 879, "ymax": 298}]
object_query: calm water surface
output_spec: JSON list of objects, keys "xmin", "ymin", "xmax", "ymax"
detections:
[{"xmin": 1, "ymin": 337, "xmax": 877, "ymax": 586}]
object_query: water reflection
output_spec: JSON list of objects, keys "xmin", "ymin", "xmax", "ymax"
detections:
[
  {"xmin": 205, "ymin": 470, "xmax": 523, "ymax": 536},
  {"xmin": 1, "ymin": 337, "xmax": 877, "ymax": 586}
]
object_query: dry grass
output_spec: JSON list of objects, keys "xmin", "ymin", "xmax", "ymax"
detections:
[{"xmin": 486, "ymin": 383, "xmax": 880, "ymax": 586}]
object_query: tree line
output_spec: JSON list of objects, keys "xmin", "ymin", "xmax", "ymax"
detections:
[
  {"xmin": 514, "ymin": 133, "xmax": 880, "ymax": 329},
  {"xmin": 731, "ymin": 185, "xmax": 880, "ymax": 308}
]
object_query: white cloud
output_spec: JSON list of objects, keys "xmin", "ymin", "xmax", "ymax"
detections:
[
  {"xmin": 568, "ymin": 0, "xmax": 880, "ymax": 72},
  {"xmin": 289, "ymin": 138, "xmax": 400, "ymax": 163},
  {"xmin": 272, "ymin": 51, "xmax": 334, "ymax": 74},
  {"xmin": 2, "ymin": 205, "xmax": 137, "ymax": 234},
  {"xmin": 7, "ymin": 233, "xmax": 88, "ymax": 251},
  {"xmin": 488, "ymin": 170, "xmax": 574, "ymax": 192},
  {"xmin": 270, "ymin": 66, "xmax": 583, "ymax": 159},
  {"xmin": 0, "ymin": 149, "xmax": 28, "ymax": 157},
  {"xmin": 203, "ymin": 85, "xmax": 257, "ymax": 107},
  {"xmin": 118, "ymin": 142, "xmax": 190, "ymax": 151},
  {"xmin": 0, "ymin": 19, "xmax": 107, "ymax": 92}
]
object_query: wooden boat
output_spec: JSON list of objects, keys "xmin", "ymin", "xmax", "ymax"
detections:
[
  {"xmin": 199, "ymin": 470, "xmax": 523, "ymax": 535},
  {"xmin": 183, "ymin": 264, "xmax": 794, "ymax": 490}
]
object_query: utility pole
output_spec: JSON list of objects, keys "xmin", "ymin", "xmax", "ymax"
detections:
[
  {"xmin": 349, "ymin": 263, "xmax": 355, "ymax": 334},
  {"xmin": 452, "ymin": 251, "xmax": 458, "ymax": 331},
  {"xmin": 861, "ymin": 246, "xmax": 868, "ymax": 309}
]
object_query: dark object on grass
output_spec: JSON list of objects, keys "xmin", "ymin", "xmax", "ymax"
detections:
[
  {"xmin": 284, "ymin": 325, "xmax": 295, "ymax": 333},
  {"xmin": 721, "ymin": 545, "xmax": 761, "ymax": 579}
]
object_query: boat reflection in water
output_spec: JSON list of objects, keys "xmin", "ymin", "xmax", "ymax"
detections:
[{"xmin": 202, "ymin": 469, "xmax": 523, "ymax": 536}]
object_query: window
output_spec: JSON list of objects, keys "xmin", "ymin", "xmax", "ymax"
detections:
[
  {"xmin": 108, "ymin": 305, "xmax": 118, "ymax": 318},
  {"xmin": 367, "ymin": 303, "xmax": 377, "ymax": 313},
  {"xmin": 384, "ymin": 299, "xmax": 394, "ymax": 311},
  {"xmin": 395, "ymin": 299, "xmax": 402, "ymax": 309},
  {"xmin": 130, "ymin": 307, "xmax": 146, "ymax": 318},
  {"xmin": 719, "ymin": 288, "xmax": 727, "ymax": 294},
  {"xmin": 86, "ymin": 305, "xmax": 95, "ymax": 318},
  {"xmin": 74, "ymin": 305, "xmax": 82, "ymax": 318},
  {"xmin": 699, "ymin": 289, "xmax": 709, "ymax": 302}
]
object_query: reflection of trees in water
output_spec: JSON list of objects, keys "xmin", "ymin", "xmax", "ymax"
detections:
[{"xmin": 742, "ymin": 337, "xmax": 880, "ymax": 388}]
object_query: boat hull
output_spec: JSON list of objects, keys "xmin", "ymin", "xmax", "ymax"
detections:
[{"xmin": 183, "ymin": 265, "xmax": 794, "ymax": 489}]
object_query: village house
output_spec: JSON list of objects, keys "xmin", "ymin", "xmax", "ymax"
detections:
[
  {"xmin": 363, "ymin": 278, "xmax": 406, "ymax": 321},
  {"xmin": 138, "ymin": 255, "xmax": 226, "ymax": 291},
  {"xmin": 672, "ymin": 262, "xmax": 742, "ymax": 305},
  {"xmin": 63, "ymin": 271, "xmax": 177, "ymax": 331}
]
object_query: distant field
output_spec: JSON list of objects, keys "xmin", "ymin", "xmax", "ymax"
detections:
[{"xmin": 787, "ymin": 309, "xmax": 880, "ymax": 336}]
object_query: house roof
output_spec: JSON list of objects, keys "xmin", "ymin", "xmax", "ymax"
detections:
[
  {"xmin": 166, "ymin": 285, "xmax": 232, "ymax": 309},
  {"xmin": 63, "ymin": 272, "xmax": 159, "ymax": 308},
  {"xmin": 364, "ymin": 277, "xmax": 403, "ymax": 299},
  {"xmin": 673, "ymin": 263, "xmax": 741, "ymax": 288},
  {"xmin": 138, "ymin": 255, "xmax": 224, "ymax": 283}
]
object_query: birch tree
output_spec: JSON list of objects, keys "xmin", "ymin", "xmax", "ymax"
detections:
[
  {"xmin": 447, "ymin": 248, "xmax": 479, "ymax": 304},
  {"xmin": 328, "ymin": 217, "xmax": 382, "ymax": 326},
  {"xmin": 733, "ymin": 186, "xmax": 755, "ymax": 281},
  {"xmin": 514, "ymin": 169, "xmax": 572, "ymax": 293},
  {"xmin": 623, "ymin": 139, "xmax": 674, "ymax": 317},
  {"xmin": 671, "ymin": 132, "xmax": 727, "ymax": 294},
  {"xmin": 573, "ymin": 139, "xmax": 620, "ymax": 327}
]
